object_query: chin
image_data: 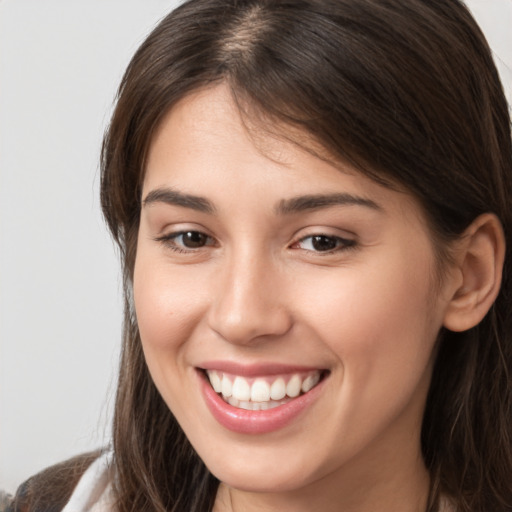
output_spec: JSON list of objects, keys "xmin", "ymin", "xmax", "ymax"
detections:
[{"xmin": 209, "ymin": 463, "xmax": 313, "ymax": 494}]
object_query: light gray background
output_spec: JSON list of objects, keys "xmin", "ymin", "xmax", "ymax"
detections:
[{"xmin": 0, "ymin": 0, "xmax": 510, "ymax": 494}]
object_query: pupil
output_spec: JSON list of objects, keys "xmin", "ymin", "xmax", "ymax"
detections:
[
  {"xmin": 312, "ymin": 235, "xmax": 336, "ymax": 251},
  {"xmin": 183, "ymin": 231, "xmax": 207, "ymax": 248}
]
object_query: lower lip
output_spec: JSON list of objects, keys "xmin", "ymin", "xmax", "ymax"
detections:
[{"xmin": 199, "ymin": 371, "xmax": 326, "ymax": 434}]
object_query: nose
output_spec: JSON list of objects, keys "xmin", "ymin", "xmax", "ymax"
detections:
[{"xmin": 207, "ymin": 252, "xmax": 293, "ymax": 345}]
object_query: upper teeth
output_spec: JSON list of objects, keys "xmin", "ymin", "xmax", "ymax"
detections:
[{"xmin": 206, "ymin": 370, "xmax": 321, "ymax": 403}]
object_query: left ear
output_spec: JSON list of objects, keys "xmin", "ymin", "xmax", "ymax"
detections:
[{"xmin": 443, "ymin": 213, "xmax": 505, "ymax": 332}]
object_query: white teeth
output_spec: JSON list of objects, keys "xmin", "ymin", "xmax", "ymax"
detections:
[
  {"xmin": 222, "ymin": 395, "xmax": 291, "ymax": 410},
  {"xmin": 270, "ymin": 377, "xmax": 286, "ymax": 400},
  {"xmin": 251, "ymin": 379, "xmax": 270, "ymax": 402},
  {"xmin": 302, "ymin": 373, "xmax": 320, "ymax": 393},
  {"xmin": 286, "ymin": 374, "xmax": 302, "ymax": 397},
  {"xmin": 206, "ymin": 370, "xmax": 323, "ymax": 408},
  {"xmin": 232, "ymin": 376, "xmax": 251, "ymax": 401},
  {"xmin": 221, "ymin": 374, "xmax": 233, "ymax": 397},
  {"xmin": 207, "ymin": 371, "xmax": 222, "ymax": 393}
]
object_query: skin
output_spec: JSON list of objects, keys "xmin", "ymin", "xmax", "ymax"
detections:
[{"xmin": 133, "ymin": 84, "xmax": 463, "ymax": 512}]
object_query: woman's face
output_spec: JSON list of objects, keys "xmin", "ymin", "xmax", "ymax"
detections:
[{"xmin": 134, "ymin": 84, "xmax": 455, "ymax": 498}]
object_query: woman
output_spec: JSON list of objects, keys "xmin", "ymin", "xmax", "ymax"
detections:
[{"xmin": 10, "ymin": 0, "xmax": 512, "ymax": 511}]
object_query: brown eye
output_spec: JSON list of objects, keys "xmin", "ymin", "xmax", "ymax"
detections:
[
  {"xmin": 293, "ymin": 234, "xmax": 357, "ymax": 253},
  {"xmin": 181, "ymin": 231, "xmax": 209, "ymax": 248},
  {"xmin": 311, "ymin": 235, "xmax": 337, "ymax": 251},
  {"xmin": 155, "ymin": 230, "xmax": 215, "ymax": 252}
]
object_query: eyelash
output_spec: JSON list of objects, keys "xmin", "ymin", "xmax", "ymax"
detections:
[
  {"xmin": 154, "ymin": 230, "xmax": 357, "ymax": 255},
  {"xmin": 292, "ymin": 234, "xmax": 357, "ymax": 254},
  {"xmin": 153, "ymin": 231, "xmax": 216, "ymax": 253}
]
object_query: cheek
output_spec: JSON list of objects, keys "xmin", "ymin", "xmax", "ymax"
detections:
[
  {"xmin": 133, "ymin": 253, "xmax": 202, "ymax": 352},
  {"xmin": 134, "ymin": 279, "xmax": 179, "ymax": 352},
  {"xmin": 132, "ymin": 251, "xmax": 207, "ymax": 402},
  {"xmin": 287, "ymin": 253, "xmax": 441, "ymax": 464},
  {"xmin": 132, "ymin": 252, "xmax": 212, "ymax": 428},
  {"xmin": 301, "ymin": 248, "xmax": 440, "ymax": 400}
]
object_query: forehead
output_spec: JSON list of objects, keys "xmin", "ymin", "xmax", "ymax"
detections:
[{"xmin": 143, "ymin": 83, "xmax": 424, "ymax": 225}]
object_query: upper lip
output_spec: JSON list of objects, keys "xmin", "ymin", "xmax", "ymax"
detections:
[{"xmin": 198, "ymin": 360, "xmax": 327, "ymax": 377}]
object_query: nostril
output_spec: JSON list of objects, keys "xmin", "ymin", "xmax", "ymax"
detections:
[{"xmin": 207, "ymin": 304, "xmax": 293, "ymax": 346}]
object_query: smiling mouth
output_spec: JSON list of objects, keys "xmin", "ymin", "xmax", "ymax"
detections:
[{"xmin": 204, "ymin": 369, "xmax": 327, "ymax": 411}]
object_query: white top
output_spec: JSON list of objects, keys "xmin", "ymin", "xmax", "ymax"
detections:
[{"xmin": 62, "ymin": 451, "xmax": 114, "ymax": 512}]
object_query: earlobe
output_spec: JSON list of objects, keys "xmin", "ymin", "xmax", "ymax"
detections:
[{"xmin": 443, "ymin": 213, "xmax": 505, "ymax": 332}]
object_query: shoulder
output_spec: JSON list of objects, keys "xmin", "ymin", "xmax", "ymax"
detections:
[{"xmin": 8, "ymin": 450, "xmax": 106, "ymax": 512}]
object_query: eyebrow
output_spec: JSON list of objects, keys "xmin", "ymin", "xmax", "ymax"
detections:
[
  {"xmin": 142, "ymin": 187, "xmax": 381, "ymax": 216},
  {"xmin": 275, "ymin": 193, "xmax": 382, "ymax": 215},
  {"xmin": 143, "ymin": 187, "xmax": 216, "ymax": 214}
]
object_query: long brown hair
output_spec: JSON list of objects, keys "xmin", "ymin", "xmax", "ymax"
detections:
[{"xmin": 100, "ymin": 1, "xmax": 512, "ymax": 510}]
